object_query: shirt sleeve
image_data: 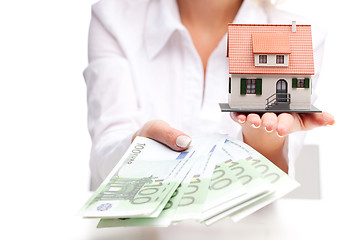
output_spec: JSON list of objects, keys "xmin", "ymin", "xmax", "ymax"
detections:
[{"xmin": 84, "ymin": 12, "xmax": 144, "ymax": 189}]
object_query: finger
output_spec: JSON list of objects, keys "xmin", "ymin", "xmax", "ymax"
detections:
[
  {"xmin": 261, "ymin": 112, "xmax": 277, "ymax": 133},
  {"xmin": 230, "ymin": 112, "xmax": 246, "ymax": 124},
  {"xmin": 246, "ymin": 113, "xmax": 262, "ymax": 128},
  {"xmin": 277, "ymin": 113, "xmax": 295, "ymax": 137},
  {"xmin": 137, "ymin": 120, "xmax": 192, "ymax": 151}
]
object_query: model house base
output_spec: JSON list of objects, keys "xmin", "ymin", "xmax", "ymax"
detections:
[{"xmin": 219, "ymin": 103, "xmax": 321, "ymax": 114}]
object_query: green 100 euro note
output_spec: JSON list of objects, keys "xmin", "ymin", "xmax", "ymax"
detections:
[
  {"xmin": 224, "ymin": 139, "xmax": 300, "ymax": 222},
  {"xmin": 80, "ymin": 134, "xmax": 300, "ymax": 228},
  {"xmin": 78, "ymin": 136, "xmax": 197, "ymax": 218},
  {"xmin": 97, "ymin": 135, "xmax": 227, "ymax": 227}
]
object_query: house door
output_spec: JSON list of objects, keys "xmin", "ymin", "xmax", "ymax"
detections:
[{"xmin": 276, "ymin": 79, "xmax": 288, "ymax": 102}]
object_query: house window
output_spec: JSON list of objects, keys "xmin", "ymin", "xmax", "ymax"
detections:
[
  {"xmin": 297, "ymin": 78, "xmax": 305, "ymax": 88},
  {"xmin": 228, "ymin": 77, "xmax": 231, "ymax": 93},
  {"xmin": 276, "ymin": 55, "xmax": 284, "ymax": 64},
  {"xmin": 246, "ymin": 79, "xmax": 256, "ymax": 94},
  {"xmin": 292, "ymin": 78, "xmax": 310, "ymax": 88},
  {"xmin": 259, "ymin": 55, "xmax": 267, "ymax": 64},
  {"xmin": 241, "ymin": 78, "xmax": 262, "ymax": 95}
]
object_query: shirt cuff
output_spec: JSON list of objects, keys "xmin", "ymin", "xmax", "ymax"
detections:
[{"xmin": 89, "ymin": 131, "xmax": 134, "ymax": 190}]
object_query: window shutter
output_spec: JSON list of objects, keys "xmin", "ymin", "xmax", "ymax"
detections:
[
  {"xmin": 241, "ymin": 78, "xmax": 247, "ymax": 95},
  {"xmin": 292, "ymin": 78, "xmax": 297, "ymax": 88},
  {"xmin": 228, "ymin": 77, "xmax": 231, "ymax": 94},
  {"xmin": 304, "ymin": 78, "xmax": 310, "ymax": 88},
  {"xmin": 255, "ymin": 78, "xmax": 262, "ymax": 95}
]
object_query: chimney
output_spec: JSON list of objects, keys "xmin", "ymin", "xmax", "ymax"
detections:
[{"xmin": 292, "ymin": 21, "xmax": 296, "ymax": 32}]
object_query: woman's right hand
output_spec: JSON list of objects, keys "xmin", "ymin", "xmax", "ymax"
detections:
[{"xmin": 132, "ymin": 120, "xmax": 192, "ymax": 151}]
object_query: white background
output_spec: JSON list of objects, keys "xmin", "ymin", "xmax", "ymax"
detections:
[{"xmin": 0, "ymin": 0, "xmax": 359, "ymax": 239}]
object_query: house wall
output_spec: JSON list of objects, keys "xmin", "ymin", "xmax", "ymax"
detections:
[{"xmin": 229, "ymin": 74, "xmax": 312, "ymax": 110}]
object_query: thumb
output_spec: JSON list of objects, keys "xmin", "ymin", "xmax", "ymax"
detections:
[
  {"xmin": 133, "ymin": 120, "xmax": 192, "ymax": 151},
  {"xmin": 293, "ymin": 112, "xmax": 335, "ymax": 132}
]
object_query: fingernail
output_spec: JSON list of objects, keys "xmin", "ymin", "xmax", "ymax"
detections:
[
  {"xmin": 264, "ymin": 127, "xmax": 273, "ymax": 133},
  {"xmin": 251, "ymin": 123, "xmax": 261, "ymax": 129},
  {"xmin": 327, "ymin": 120, "xmax": 335, "ymax": 126},
  {"xmin": 238, "ymin": 119, "xmax": 245, "ymax": 124},
  {"xmin": 176, "ymin": 136, "xmax": 191, "ymax": 148},
  {"xmin": 276, "ymin": 132, "xmax": 284, "ymax": 138},
  {"xmin": 236, "ymin": 115, "xmax": 246, "ymax": 124},
  {"xmin": 323, "ymin": 112, "xmax": 335, "ymax": 126}
]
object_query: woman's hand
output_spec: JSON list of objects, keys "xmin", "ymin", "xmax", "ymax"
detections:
[
  {"xmin": 132, "ymin": 120, "xmax": 192, "ymax": 151},
  {"xmin": 230, "ymin": 112, "xmax": 335, "ymax": 173},
  {"xmin": 231, "ymin": 112, "xmax": 335, "ymax": 137}
]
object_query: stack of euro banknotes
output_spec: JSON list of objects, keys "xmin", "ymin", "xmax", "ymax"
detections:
[{"xmin": 79, "ymin": 134, "xmax": 299, "ymax": 228}]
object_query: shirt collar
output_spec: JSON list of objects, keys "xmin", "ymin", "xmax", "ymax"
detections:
[
  {"xmin": 144, "ymin": 0, "xmax": 184, "ymax": 59},
  {"xmin": 144, "ymin": 0, "xmax": 268, "ymax": 59}
]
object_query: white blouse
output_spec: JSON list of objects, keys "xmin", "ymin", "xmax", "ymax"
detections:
[{"xmin": 84, "ymin": 0, "xmax": 326, "ymax": 189}]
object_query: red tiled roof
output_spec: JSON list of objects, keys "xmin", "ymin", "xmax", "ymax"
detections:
[
  {"xmin": 252, "ymin": 33, "xmax": 291, "ymax": 54},
  {"xmin": 227, "ymin": 24, "xmax": 315, "ymax": 75}
]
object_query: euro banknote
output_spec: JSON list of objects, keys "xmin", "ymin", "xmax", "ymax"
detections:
[
  {"xmin": 223, "ymin": 138, "xmax": 300, "ymax": 223},
  {"xmin": 96, "ymin": 134, "xmax": 227, "ymax": 227},
  {"xmin": 199, "ymin": 139, "xmax": 274, "ymax": 223},
  {"xmin": 79, "ymin": 136, "xmax": 198, "ymax": 218},
  {"xmin": 79, "ymin": 135, "xmax": 299, "ymax": 227},
  {"xmin": 169, "ymin": 143, "xmax": 222, "ymax": 222}
]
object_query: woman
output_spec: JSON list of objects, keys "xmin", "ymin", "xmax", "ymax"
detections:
[{"xmin": 84, "ymin": 0, "xmax": 334, "ymax": 189}]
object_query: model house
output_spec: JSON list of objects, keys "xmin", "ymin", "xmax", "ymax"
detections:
[{"xmin": 221, "ymin": 22, "xmax": 320, "ymax": 113}]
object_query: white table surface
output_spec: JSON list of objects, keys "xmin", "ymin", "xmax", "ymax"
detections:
[{"xmin": 34, "ymin": 194, "xmax": 358, "ymax": 240}]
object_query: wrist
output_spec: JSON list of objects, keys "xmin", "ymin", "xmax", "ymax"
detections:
[{"xmin": 242, "ymin": 126, "xmax": 288, "ymax": 173}]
